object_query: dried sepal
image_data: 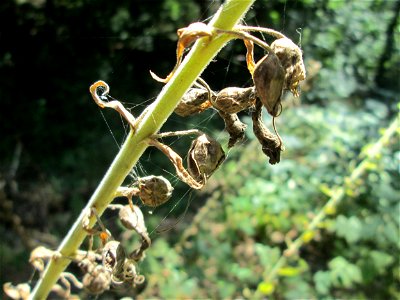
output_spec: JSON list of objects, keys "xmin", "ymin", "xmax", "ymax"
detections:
[
  {"xmin": 174, "ymin": 88, "xmax": 213, "ymax": 117},
  {"xmin": 151, "ymin": 22, "xmax": 213, "ymax": 83},
  {"xmin": 138, "ymin": 175, "xmax": 173, "ymax": 207},
  {"xmin": 187, "ymin": 134, "xmax": 225, "ymax": 184},
  {"xmin": 271, "ymin": 37, "xmax": 306, "ymax": 96},
  {"xmin": 244, "ymin": 39, "xmax": 256, "ymax": 74},
  {"xmin": 212, "ymin": 86, "xmax": 256, "ymax": 114},
  {"xmin": 218, "ymin": 110, "xmax": 247, "ymax": 148},
  {"xmin": 3, "ymin": 283, "xmax": 31, "ymax": 300},
  {"xmin": 252, "ymin": 99, "xmax": 283, "ymax": 164},
  {"xmin": 253, "ymin": 52, "xmax": 285, "ymax": 117}
]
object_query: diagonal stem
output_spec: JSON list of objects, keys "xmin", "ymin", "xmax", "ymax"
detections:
[{"xmin": 29, "ymin": 0, "xmax": 255, "ymax": 298}]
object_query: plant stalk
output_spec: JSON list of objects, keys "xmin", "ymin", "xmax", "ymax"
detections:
[{"xmin": 29, "ymin": 0, "xmax": 255, "ymax": 298}]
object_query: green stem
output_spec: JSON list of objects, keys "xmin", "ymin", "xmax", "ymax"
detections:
[
  {"xmin": 29, "ymin": 0, "xmax": 254, "ymax": 299},
  {"xmin": 254, "ymin": 115, "xmax": 399, "ymax": 298}
]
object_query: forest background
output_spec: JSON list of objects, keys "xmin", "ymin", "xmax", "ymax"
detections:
[{"xmin": 0, "ymin": 0, "xmax": 399, "ymax": 299}]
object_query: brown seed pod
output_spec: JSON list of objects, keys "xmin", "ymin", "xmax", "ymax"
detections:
[
  {"xmin": 212, "ymin": 86, "xmax": 256, "ymax": 114},
  {"xmin": 252, "ymin": 53, "xmax": 285, "ymax": 117},
  {"xmin": 82, "ymin": 265, "xmax": 111, "ymax": 295},
  {"xmin": 174, "ymin": 88, "xmax": 212, "ymax": 117},
  {"xmin": 271, "ymin": 38, "xmax": 306, "ymax": 96},
  {"xmin": 187, "ymin": 134, "xmax": 225, "ymax": 184},
  {"xmin": 118, "ymin": 205, "xmax": 147, "ymax": 234},
  {"xmin": 138, "ymin": 175, "xmax": 173, "ymax": 207}
]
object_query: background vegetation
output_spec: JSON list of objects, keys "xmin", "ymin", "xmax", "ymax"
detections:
[{"xmin": 1, "ymin": 0, "xmax": 399, "ymax": 299}]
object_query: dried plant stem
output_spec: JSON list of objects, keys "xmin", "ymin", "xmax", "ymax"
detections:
[
  {"xmin": 253, "ymin": 116, "xmax": 399, "ymax": 298},
  {"xmin": 29, "ymin": 1, "xmax": 255, "ymax": 298}
]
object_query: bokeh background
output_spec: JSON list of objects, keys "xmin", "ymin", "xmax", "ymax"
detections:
[{"xmin": 1, "ymin": 0, "xmax": 399, "ymax": 299}]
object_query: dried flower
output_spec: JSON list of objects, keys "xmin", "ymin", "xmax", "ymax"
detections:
[
  {"xmin": 188, "ymin": 134, "xmax": 225, "ymax": 183},
  {"xmin": 138, "ymin": 175, "xmax": 173, "ymax": 207},
  {"xmin": 212, "ymin": 86, "xmax": 256, "ymax": 114},
  {"xmin": 271, "ymin": 38, "xmax": 306, "ymax": 96}
]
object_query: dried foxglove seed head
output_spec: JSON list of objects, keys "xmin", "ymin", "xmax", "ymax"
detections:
[
  {"xmin": 119, "ymin": 204, "xmax": 147, "ymax": 235},
  {"xmin": 82, "ymin": 265, "xmax": 111, "ymax": 295},
  {"xmin": 271, "ymin": 38, "xmax": 306, "ymax": 96},
  {"xmin": 187, "ymin": 134, "xmax": 225, "ymax": 183},
  {"xmin": 138, "ymin": 175, "xmax": 173, "ymax": 207},
  {"xmin": 213, "ymin": 86, "xmax": 256, "ymax": 114},
  {"xmin": 102, "ymin": 241, "xmax": 126, "ymax": 275},
  {"xmin": 253, "ymin": 53, "xmax": 285, "ymax": 117},
  {"xmin": 175, "ymin": 88, "xmax": 212, "ymax": 117}
]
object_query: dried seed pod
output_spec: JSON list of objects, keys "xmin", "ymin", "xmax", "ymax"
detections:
[
  {"xmin": 253, "ymin": 53, "xmax": 285, "ymax": 117},
  {"xmin": 102, "ymin": 241, "xmax": 126, "ymax": 276},
  {"xmin": 187, "ymin": 134, "xmax": 225, "ymax": 183},
  {"xmin": 119, "ymin": 205, "xmax": 147, "ymax": 234},
  {"xmin": 218, "ymin": 110, "xmax": 247, "ymax": 148},
  {"xmin": 174, "ymin": 88, "xmax": 212, "ymax": 116},
  {"xmin": 212, "ymin": 86, "xmax": 256, "ymax": 114},
  {"xmin": 271, "ymin": 37, "xmax": 306, "ymax": 96},
  {"xmin": 252, "ymin": 99, "xmax": 283, "ymax": 164},
  {"xmin": 138, "ymin": 175, "xmax": 173, "ymax": 207},
  {"xmin": 82, "ymin": 265, "xmax": 111, "ymax": 295}
]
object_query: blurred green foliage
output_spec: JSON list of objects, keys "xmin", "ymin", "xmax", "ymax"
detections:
[{"xmin": 0, "ymin": 0, "xmax": 399, "ymax": 299}]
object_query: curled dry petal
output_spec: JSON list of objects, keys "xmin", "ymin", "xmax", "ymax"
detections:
[
  {"xmin": 138, "ymin": 175, "xmax": 173, "ymax": 207},
  {"xmin": 174, "ymin": 88, "xmax": 213, "ymax": 117},
  {"xmin": 252, "ymin": 99, "xmax": 283, "ymax": 164},
  {"xmin": 253, "ymin": 53, "xmax": 285, "ymax": 117},
  {"xmin": 217, "ymin": 110, "xmax": 247, "ymax": 148},
  {"xmin": 29, "ymin": 246, "xmax": 54, "ymax": 272},
  {"xmin": 187, "ymin": 134, "xmax": 225, "ymax": 184},
  {"xmin": 271, "ymin": 37, "xmax": 306, "ymax": 96},
  {"xmin": 213, "ymin": 86, "xmax": 256, "ymax": 114}
]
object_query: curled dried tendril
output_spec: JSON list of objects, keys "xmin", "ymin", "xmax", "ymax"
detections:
[
  {"xmin": 138, "ymin": 175, "xmax": 173, "ymax": 207},
  {"xmin": 89, "ymin": 81, "xmax": 137, "ymax": 130}
]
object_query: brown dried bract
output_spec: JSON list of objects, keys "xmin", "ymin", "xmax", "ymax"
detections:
[
  {"xmin": 212, "ymin": 86, "xmax": 256, "ymax": 114},
  {"xmin": 271, "ymin": 38, "xmax": 306, "ymax": 96},
  {"xmin": 187, "ymin": 134, "xmax": 225, "ymax": 184},
  {"xmin": 253, "ymin": 53, "xmax": 285, "ymax": 117},
  {"xmin": 174, "ymin": 88, "xmax": 213, "ymax": 117},
  {"xmin": 138, "ymin": 175, "xmax": 173, "ymax": 207},
  {"xmin": 252, "ymin": 99, "xmax": 283, "ymax": 164}
]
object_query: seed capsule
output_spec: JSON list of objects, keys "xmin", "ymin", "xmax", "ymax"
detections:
[
  {"xmin": 174, "ymin": 88, "xmax": 212, "ymax": 117},
  {"xmin": 212, "ymin": 86, "xmax": 256, "ymax": 114},
  {"xmin": 252, "ymin": 53, "xmax": 285, "ymax": 117},
  {"xmin": 119, "ymin": 204, "xmax": 147, "ymax": 235},
  {"xmin": 102, "ymin": 241, "xmax": 126, "ymax": 276},
  {"xmin": 82, "ymin": 265, "xmax": 111, "ymax": 295},
  {"xmin": 271, "ymin": 38, "xmax": 306, "ymax": 96},
  {"xmin": 138, "ymin": 175, "xmax": 173, "ymax": 207},
  {"xmin": 187, "ymin": 134, "xmax": 225, "ymax": 184}
]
